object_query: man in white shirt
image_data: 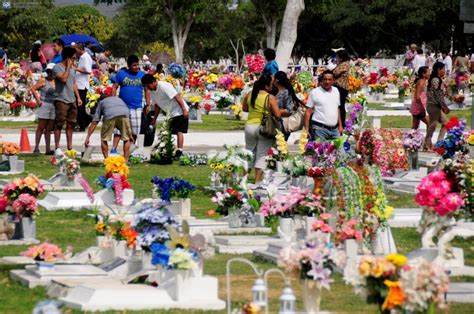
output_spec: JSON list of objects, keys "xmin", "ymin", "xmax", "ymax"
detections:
[
  {"xmin": 141, "ymin": 74, "xmax": 189, "ymax": 159},
  {"xmin": 74, "ymin": 43, "xmax": 93, "ymax": 131},
  {"xmin": 413, "ymin": 48, "xmax": 427, "ymax": 73},
  {"xmin": 304, "ymin": 70, "xmax": 343, "ymax": 141},
  {"xmin": 442, "ymin": 51, "xmax": 453, "ymax": 76}
]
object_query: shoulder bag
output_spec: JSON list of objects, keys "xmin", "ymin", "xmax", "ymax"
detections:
[
  {"xmin": 259, "ymin": 94, "xmax": 281, "ymax": 139},
  {"xmin": 282, "ymin": 104, "xmax": 305, "ymax": 132}
]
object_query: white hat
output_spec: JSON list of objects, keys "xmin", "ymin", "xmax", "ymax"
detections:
[
  {"xmin": 34, "ymin": 40, "xmax": 42, "ymax": 45},
  {"xmin": 71, "ymin": 42, "xmax": 76, "ymax": 46},
  {"xmin": 46, "ymin": 63, "xmax": 55, "ymax": 70}
]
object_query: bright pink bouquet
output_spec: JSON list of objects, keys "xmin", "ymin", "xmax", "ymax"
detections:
[
  {"xmin": 21, "ymin": 242, "xmax": 64, "ymax": 262},
  {"xmin": 11, "ymin": 193, "xmax": 38, "ymax": 218},
  {"xmin": 415, "ymin": 170, "xmax": 463, "ymax": 216},
  {"xmin": 311, "ymin": 213, "xmax": 334, "ymax": 233},
  {"xmin": 259, "ymin": 187, "xmax": 324, "ymax": 218}
]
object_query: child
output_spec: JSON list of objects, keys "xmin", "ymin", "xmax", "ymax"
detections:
[{"xmin": 262, "ymin": 48, "xmax": 279, "ymax": 77}]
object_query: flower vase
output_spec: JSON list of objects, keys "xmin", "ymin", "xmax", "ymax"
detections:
[
  {"xmin": 298, "ymin": 176, "xmax": 308, "ymax": 189},
  {"xmin": 301, "ymin": 279, "xmax": 322, "ymax": 314},
  {"xmin": 398, "ymin": 89, "xmax": 405, "ymax": 102},
  {"xmin": 408, "ymin": 151, "xmax": 419, "ymax": 170},
  {"xmin": 304, "ymin": 216, "xmax": 316, "ymax": 235},
  {"xmin": 189, "ymin": 108, "xmax": 198, "ymax": 120},
  {"xmin": 8, "ymin": 155, "xmax": 18, "ymax": 171},
  {"xmin": 36, "ymin": 261, "xmax": 55, "ymax": 274},
  {"xmin": 344, "ymin": 239, "xmax": 359, "ymax": 259},
  {"xmin": 113, "ymin": 239, "xmax": 127, "ymax": 258},
  {"xmin": 312, "ymin": 176, "xmax": 324, "ymax": 196},
  {"xmin": 162, "ymin": 269, "xmax": 193, "ymax": 301},
  {"xmin": 290, "ymin": 176, "xmax": 298, "ymax": 187},
  {"xmin": 12, "ymin": 217, "xmax": 36, "ymax": 240},
  {"xmin": 227, "ymin": 207, "xmax": 241, "ymax": 228},
  {"xmin": 278, "ymin": 217, "xmax": 294, "ymax": 241},
  {"xmin": 169, "ymin": 198, "xmax": 191, "ymax": 218},
  {"xmin": 276, "ymin": 161, "xmax": 284, "ymax": 173}
]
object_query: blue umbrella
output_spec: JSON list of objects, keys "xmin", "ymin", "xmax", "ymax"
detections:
[{"xmin": 60, "ymin": 34, "xmax": 104, "ymax": 52}]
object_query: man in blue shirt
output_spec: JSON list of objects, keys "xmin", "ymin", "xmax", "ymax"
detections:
[
  {"xmin": 262, "ymin": 48, "xmax": 279, "ymax": 77},
  {"xmin": 111, "ymin": 55, "xmax": 150, "ymax": 151},
  {"xmin": 51, "ymin": 39, "xmax": 64, "ymax": 64}
]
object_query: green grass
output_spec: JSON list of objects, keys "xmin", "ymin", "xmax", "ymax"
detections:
[
  {"xmin": 0, "ymin": 155, "xmax": 473, "ymax": 313},
  {"xmin": 375, "ymin": 110, "xmax": 472, "ymax": 129},
  {"xmin": 0, "ymin": 121, "xmax": 37, "ymax": 129},
  {"xmin": 156, "ymin": 114, "xmax": 244, "ymax": 132}
]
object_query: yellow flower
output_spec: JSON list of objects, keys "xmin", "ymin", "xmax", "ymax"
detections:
[
  {"xmin": 104, "ymin": 155, "xmax": 129, "ymax": 176},
  {"xmin": 358, "ymin": 259, "xmax": 372, "ymax": 277},
  {"xmin": 382, "ymin": 205, "xmax": 394, "ymax": 219},
  {"xmin": 276, "ymin": 130, "xmax": 288, "ymax": 156},
  {"xmin": 385, "ymin": 254, "xmax": 407, "ymax": 267},
  {"xmin": 299, "ymin": 131, "xmax": 308, "ymax": 154},
  {"xmin": 65, "ymin": 149, "xmax": 77, "ymax": 159},
  {"xmin": 95, "ymin": 222, "xmax": 106, "ymax": 233},
  {"xmin": 23, "ymin": 175, "xmax": 39, "ymax": 190},
  {"xmin": 382, "ymin": 280, "xmax": 406, "ymax": 310},
  {"xmin": 370, "ymin": 259, "xmax": 385, "ymax": 278},
  {"xmin": 468, "ymin": 134, "xmax": 474, "ymax": 145}
]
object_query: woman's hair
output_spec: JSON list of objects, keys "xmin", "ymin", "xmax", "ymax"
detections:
[
  {"xmin": 336, "ymin": 49, "xmax": 350, "ymax": 62},
  {"xmin": 414, "ymin": 66, "xmax": 428, "ymax": 84},
  {"xmin": 274, "ymin": 71, "xmax": 304, "ymax": 107},
  {"xmin": 250, "ymin": 74, "xmax": 272, "ymax": 108},
  {"xmin": 31, "ymin": 44, "xmax": 40, "ymax": 57},
  {"xmin": 428, "ymin": 62, "xmax": 445, "ymax": 90}
]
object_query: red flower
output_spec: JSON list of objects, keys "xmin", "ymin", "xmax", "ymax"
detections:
[
  {"xmin": 445, "ymin": 117, "xmax": 459, "ymax": 130},
  {"xmin": 267, "ymin": 149, "xmax": 273, "ymax": 155},
  {"xmin": 0, "ymin": 197, "xmax": 8, "ymax": 213},
  {"xmin": 434, "ymin": 147, "xmax": 445, "ymax": 155}
]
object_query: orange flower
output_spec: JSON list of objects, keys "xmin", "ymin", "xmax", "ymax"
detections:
[
  {"xmin": 382, "ymin": 280, "xmax": 406, "ymax": 310},
  {"xmin": 120, "ymin": 223, "xmax": 138, "ymax": 248}
]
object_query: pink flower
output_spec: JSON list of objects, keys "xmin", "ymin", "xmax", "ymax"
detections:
[
  {"xmin": 434, "ymin": 193, "xmax": 463, "ymax": 216},
  {"xmin": 11, "ymin": 193, "xmax": 37, "ymax": 218},
  {"xmin": 320, "ymin": 213, "xmax": 332, "ymax": 220},
  {"xmin": 429, "ymin": 171, "xmax": 447, "ymax": 182},
  {"xmin": 346, "ymin": 220, "xmax": 358, "ymax": 227},
  {"xmin": 0, "ymin": 197, "xmax": 8, "ymax": 213},
  {"xmin": 321, "ymin": 224, "xmax": 334, "ymax": 233},
  {"xmin": 312, "ymin": 220, "xmax": 324, "ymax": 230}
]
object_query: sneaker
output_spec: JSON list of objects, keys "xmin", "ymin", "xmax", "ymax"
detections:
[
  {"xmin": 33, "ymin": 149, "xmax": 40, "ymax": 154},
  {"xmin": 173, "ymin": 150, "xmax": 183, "ymax": 160},
  {"xmin": 110, "ymin": 147, "xmax": 118, "ymax": 154}
]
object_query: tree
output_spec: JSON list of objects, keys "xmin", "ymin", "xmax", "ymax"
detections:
[
  {"xmin": 250, "ymin": 0, "xmax": 286, "ymax": 49},
  {"xmin": 54, "ymin": 5, "xmax": 114, "ymax": 43},
  {"xmin": 96, "ymin": 0, "xmax": 224, "ymax": 63},
  {"xmin": 275, "ymin": 0, "xmax": 304, "ymax": 70}
]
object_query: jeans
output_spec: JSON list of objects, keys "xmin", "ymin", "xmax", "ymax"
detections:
[{"xmin": 311, "ymin": 124, "xmax": 339, "ymax": 141}]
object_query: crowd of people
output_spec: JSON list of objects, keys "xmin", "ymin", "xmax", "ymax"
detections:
[{"xmin": 406, "ymin": 44, "xmax": 474, "ymax": 151}]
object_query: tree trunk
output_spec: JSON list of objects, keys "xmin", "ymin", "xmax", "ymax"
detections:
[
  {"xmin": 166, "ymin": 6, "xmax": 194, "ymax": 64},
  {"xmin": 275, "ymin": 0, "xmax": 305, "ymax": 71},
  {"xmin": 263, "ymin": 14, "xmax": 277, "ymax": 49}
]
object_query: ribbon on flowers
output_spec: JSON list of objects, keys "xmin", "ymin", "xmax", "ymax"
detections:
[
  {"xmin": 78, "ymin": 174, "xmax": 95, "ymax": 203},
  {"xmin": 112, "ymin": 173, "xmax": 124, "ymax": 206}
]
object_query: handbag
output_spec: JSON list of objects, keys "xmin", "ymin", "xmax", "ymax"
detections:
[
  {"xmin": 259, "ymin": 94, "xmax": 281, "ymax": 139},
  {"xmin": 282, "ymin": 105, "xmax": 305, "ymax": 132}
]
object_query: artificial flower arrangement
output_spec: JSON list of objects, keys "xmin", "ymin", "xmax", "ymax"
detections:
[
  {"xmin": 132, "ymin": 200, "xmax": 179, "ymax": 250},
  {"xmin": 434, "ymin": 117, "xmax": 469, "ymax": 159},
  {"xmin": 348, "ymin": 75, "xmax": 363, "ymax": 93},
  {"xmin": 327, "ymin": 164, "xmax": 393, "ymax": 246},
  {"xmin": 50, "ymin": 149, "xmax": 81, "ymax": 179},
  {"xmin": 2, "ymin": 142, "xmax": 19, "ymax": 155},
  {"xmin": 150, "ymin": 220, "xmax": 203, "ymax": 271},
  {"xmin": 208, "ymin": 145, "xmax": 253, "ymax": 186},
  {"xmin": 21, "ymin": 242, "xmax": 64, "ymax": 262},
  {"xmin": 359, "ymin": 128, "xmax": 409, "ymax": 176},
  {"xmin": 179, "ymin": 153, "xmax": 208, "ymax": 166},
  {"xmin": 279, "ymin": 231, "xmax": 347, "ymax": 291},
  {"xmin": 230, "ymin": 102, "xmax": 243, "ymax": 120},
  {"xmin": 294, "ymin": 71, "xmax": 313, "ymax": 92},
  {"xmin": 311, "ymin": 213, "xmax": 363, "ymax": 244},
  {"xmin": 259, "ymin": 186, "xmax": 324, "ymax": 218},
  {"xmin": 304, "ymin": 141, "xmax": 337, "ymax": 178},
  {"xmin": 94, "ymin": 210, "xmax": 137, "ymax": 247},
  {"xmin": 265, "ymin": 130, "xmax": 289, "ymax": 170},
  {"xmin": 128, "ymin": 152, "xmax": 148, "ymax": 164},
  {"xmin": 228, "ymin": 76, "xmax": 245, "ymax": 96},
  {"xmin": 281, "ymin": 155, "xmax": 312, "ymax": 178},
  {"xmin": 212, "ymin": 91, "xmax": 233, "ymax": 111},
  {"xmin": 204, "ymin": 103, "xmax": 212, "ymax": 114},
  {"xmin": 245, "ymin": 53, "xmax": 265, "ymax": 76},
  {"xmin": 96, "ymin": 155, "xmax": 131, "ymax": 206},
  {"xmin": 402, "ymin": 129, "xmax": 424, "ymax": 153},
  {"xmin": 211, "ymin": 185, "xmax": 261, "ymax": 225},
  {"xmin": 151, "ymin": 176, "xmax": 195, "ymax": 203},
  {"xmin": 346, "ymin": 254, "xmax": 449, "ymax": 314},
  {"xmin": 186, "ymin": 94, "xmax": 202, "ymax": 110},
  {"xmin": 151, "ymin": 115, "xmax": 174, "ymax": 164},
  {"xmin": 368, "ymin": 83, "xmax": 388, "ymax": 94},
  {"xmin": 1, "ymin": 175, "xmax": 44, "ymax": 219},
  {"xmin": 344, "ymin": 100, "xmax": 365, "ymax": 137}
]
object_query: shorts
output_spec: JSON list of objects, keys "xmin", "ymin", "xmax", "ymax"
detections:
[
  {"xmin": 170, "ymin": 115, "xmax": 189, "ymax": 134},
  {"xmin": 245, "ymin": 124, "xmax": 274, "ymax": 169},
  {"xmin": 114, "ymin": 108, "xmax": 142, "ymax": 136},
  {"xmin": 54, "ymin": 101, "xmax": 77, "ymax": 129},
  {"xmin": 101, "ymin": 116, "xmax": 133, "ymax": 142},
  {"xmin": 37, "ymin": 101, "xmax": 55, "ymax": 120}
]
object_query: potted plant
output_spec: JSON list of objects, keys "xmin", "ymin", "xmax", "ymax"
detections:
[{"xmin": 151, "ymin": 115, "xmax": 174, "ymax": 165}]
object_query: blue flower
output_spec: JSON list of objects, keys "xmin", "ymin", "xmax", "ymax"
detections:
[{"xmin": 150, "ymin": 243, "xmax": 170, "ymax": 267}]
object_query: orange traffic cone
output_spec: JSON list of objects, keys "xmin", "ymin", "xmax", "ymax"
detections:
[{"xmin": 19, "ymin": 128, "xmax": 31, "ymax": 153}]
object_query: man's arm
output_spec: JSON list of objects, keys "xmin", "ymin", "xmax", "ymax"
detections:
[
  {"xmin": 112, "ymin": 83, "xmax": 119, "ymax": 97},
  {"xmin": 144, "ymin": 88, "xmax": 151, "ymax": 114},
  {"xmin": 151, "ymin": 104, "xmax": 161, "ymax": 125},
  {"xmin": 174, "ymin": 94, "xmax": 189, "ymax": 118},
  {"xmin": 304, "ymin": 107, "xmax": 312, "ymax": 131},
  {"xmin": 74, "ymin": 83, "xmax": 82, "ymax": 106},
  {"xmin": 55, "ymin": 59, "xmax": 72, "ymax": 83},
  {"xmin": 338, "ymin": 108, "xmax": 343, "ymax": 135}
]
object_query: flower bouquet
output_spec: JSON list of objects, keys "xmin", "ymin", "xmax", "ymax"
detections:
[
  {"xmin": 211, "ymin": 187, "xmax": 244, "ymax": 216},
  {"xmin": 212, "ymin": 92, "xmax": 233, "ymax": 111},
  {"xmin": 51, "ymin": 149, "xmax": 81, "ymax": 180},
  {"xmin": 204, "ymin": 103, "xmax": 212, "ymax": 115},
  {"xmin": 151, "ymin": 115, "xmax": 174, "ymax": 164},
  {"xmin": 282, "ymin": 155, "xmax": 312, "ymax": 178},
  {"xmin": 279, "ymin": 231, "xmax": 347, "ymax": 313},
  {"xmin": 128, "ymin": 152, "xmax": 148, "ymax": 164},
  {"xmin": 402, "ymin": 129, "xmax": 424, "ymax": 169},
  {"xmin": 347, "ymin": 254, "xmax": 449, "ymax": 314},
  {"xmin": 245, "ymin": 54, "xmax": 265, "ymax": 76},
  {"xmin": 132, "ymin": 200, "xmax": 179, "ymax": 250},
  {"xmin": 151, "ymin": 176, "xmax": 195, "ymax": 203},
  {"xmin": 208, "ymin": 145, "xmax": 253, "ymax": 188},
  {"xmin": 304, "ymin": 141, "xmax": 337, "ymax": 195},
  {"xmin": 2, "ymin": 175, "xmax": 43, "ymax": 220},
  {"xmin": 96, "ymin": 155, "xmax": 131, "ymax": 206},
  {"xmin": 22, "ymin": 242, "xmax": 64, "ymax": 262},
  {"xmin": 434, "ymin": 117, "xmax": 469, "ymax": 159},
  {"xmin": 228, "ymin": 76, "xmax": 245, "ymax": 96},
  {"xmin": 179, "ymin": 153, "xmax": 208, "ymax": 166},
  {"xmin": 265, "ymin": 130, "xmax": 289, "ymax": 170},
  {"xmin": 2, "ymin": 142, "xmax": 19, "ymax": 155}
]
